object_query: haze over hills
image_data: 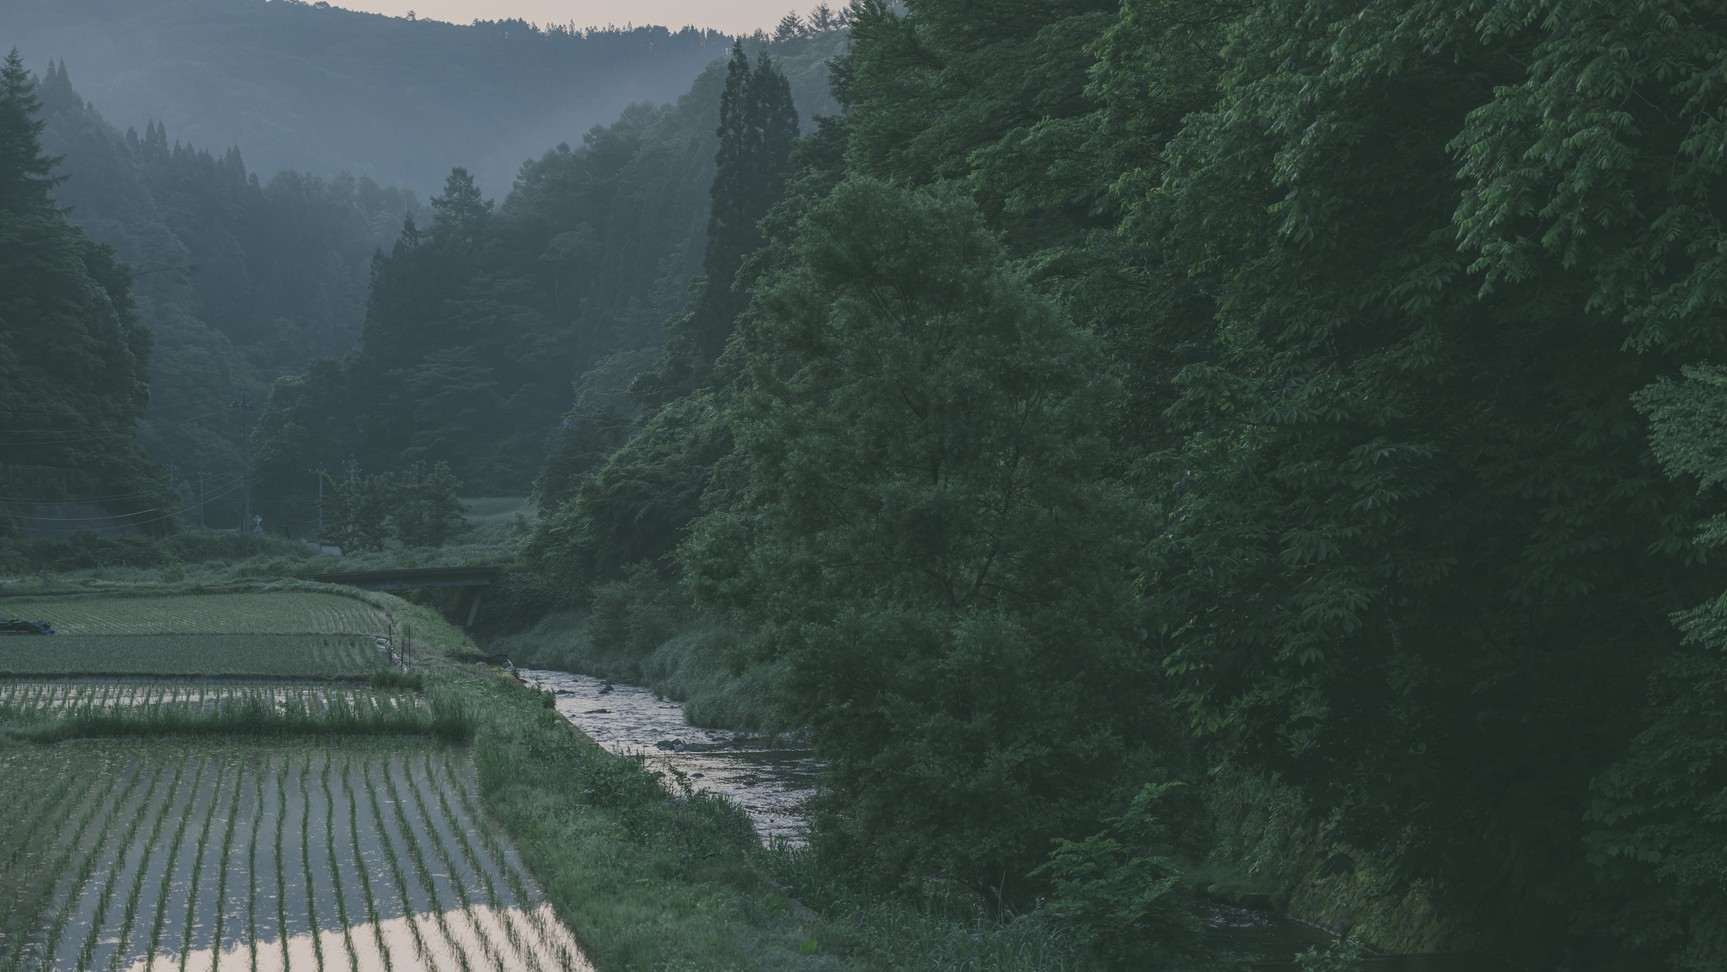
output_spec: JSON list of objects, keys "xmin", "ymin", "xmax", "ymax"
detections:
[{"xmin": 0, "ymin": 0, "xmax": 740, "ymax": 194}]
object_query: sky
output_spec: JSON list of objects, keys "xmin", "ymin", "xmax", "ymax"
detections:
[{"xmin": 321, "ymin": 1, "xmax": 806, "ymax": 35}]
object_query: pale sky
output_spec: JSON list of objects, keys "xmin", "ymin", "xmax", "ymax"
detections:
[{"xmin": 321, "ymin": 1, "xmax": 806, "ymax": 35}]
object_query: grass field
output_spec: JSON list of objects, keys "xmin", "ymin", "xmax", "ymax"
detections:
[{"xmin": 0, "ymin": 740, "xmax": 588, "ymax": 972}]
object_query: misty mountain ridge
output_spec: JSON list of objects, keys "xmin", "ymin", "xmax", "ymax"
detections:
[{"xmin": 0, "ymin": 0, "xmax": 748, "ymax": 194}]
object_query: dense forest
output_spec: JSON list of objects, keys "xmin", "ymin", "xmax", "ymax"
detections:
[
  {"xmin": 0, "ymin": 0, "xmax": 742, "ymax": 194},
  {"xmin": 7, "ymin": 0, "xmax": 1727, "ymax": 968},
  {"xmin": 0, "ymin": 51, "xmax": 169, "ymax": 537},
  {"xmin": 513, "ymin": 1, "xmax": 1727, "ymax": 969},
  {"xmin": 22, "ymin": 62, "xmax": 419, "ymax": 533},
  {"xmin": 252, "ymin": 26, "xmax": 847, "ymax": 516}
]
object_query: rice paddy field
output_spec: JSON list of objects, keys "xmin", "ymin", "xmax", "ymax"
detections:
[
  {"xmin": 0, "ymin": 679, "xmax": 424, "ymax": 721},
  {"xmin": 0, "ymin": 589, "xmax": 594, "ymax": 972},
  {"xmin": 0, "ymin": 593, "xmax": 387, "ymax": 637},
  {"xmin": 0, "ymin": 635, "xmax": 386, "ymax": 678},
  {"xmin": 0, "ymin": 742, "xmax": 588, "ymax": 972}
]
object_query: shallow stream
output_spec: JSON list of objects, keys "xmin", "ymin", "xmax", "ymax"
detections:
[
  {"xmin": 518, "ymin": 668, "xmax": 1518, "ymax": 971},
  {"xmin": 515, "ymin": 669, "xmax": 819, "ymax": 845}
]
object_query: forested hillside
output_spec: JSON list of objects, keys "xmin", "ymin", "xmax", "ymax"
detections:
[
  {"xmin": 32, "ymin": 63, "xmax": 418, "ymax": 532},
  {"xmin": 0, "ymin": 52, "xmax": 169, "ymax": 538},
  {"xmin": 0, "ymin": 0, "xmax": 739, "ymax": 195},
  {"xmin": 252, "ymin": 25, "xmax": 848, "ymax": 517},
  {"xmin": 514, "ymin": 1, "xmax": 1727, "ymax": 969},
  {"xmin": 9, "ymin": 0, "xmax": 1727, "ymax": 967}
]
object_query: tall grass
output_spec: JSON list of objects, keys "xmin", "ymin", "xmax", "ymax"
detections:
[{"xmin": 10, "ymin": 687, "xmax": 441, "ymax": 743}]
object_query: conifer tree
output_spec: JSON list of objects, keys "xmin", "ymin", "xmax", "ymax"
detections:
[
  {"xmin": 0, "ymin": 49, "xmax": 61, "ymax": 211},
  {"xmin": 638, "ymin": 42, "xmax": 799, "ymax": 403}
]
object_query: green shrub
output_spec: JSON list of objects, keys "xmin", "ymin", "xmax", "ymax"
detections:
[{"xmin": 1034, "ymin": 782, "xmax": 1209, "ymax": 970}]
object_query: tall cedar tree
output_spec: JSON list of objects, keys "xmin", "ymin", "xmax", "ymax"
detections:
[
  {"xmin": 0, "ymin": 50, "xmax": 163, "ymax": 533},
  {"xmin": 0, "ymin": 49, "xmax": 59, "ymax": 211},
  {"xmin": 638, "ymin": 43, "xmax": 799, "ymax": 403}
]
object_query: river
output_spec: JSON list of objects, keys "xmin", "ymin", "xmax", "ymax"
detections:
[
  {"xmin": 515, "ymin": 668, "xmax": 1518, "ymax": 971},
  {"xmin": 515, "ymin": 669, "xmax": 819, "ymax": 845}
]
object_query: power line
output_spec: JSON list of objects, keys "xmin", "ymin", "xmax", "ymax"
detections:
[
  {"xmin": 0, "ymin": 483, "xmax": 201, "ymax": 505},
  {"xmin": 7, "ymin": 476, "xmax": 251, "ymax": 532},
  {"xmin": 3, "ymin": 475, "xmax": 245, "ymax": 522}
]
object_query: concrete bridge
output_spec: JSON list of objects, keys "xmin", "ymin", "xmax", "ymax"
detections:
[{"xmin": 310, "ymin": 565, "xmax": 504, "ymax": 626}]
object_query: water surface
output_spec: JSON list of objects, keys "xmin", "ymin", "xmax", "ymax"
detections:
[{"xmin": 515, "ymin": 669, "xmax": 819, "ymax": 845}]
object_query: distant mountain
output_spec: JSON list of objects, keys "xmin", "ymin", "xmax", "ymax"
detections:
[{"xmin": 0, "ymin": 0, "xmax": 738, "ymax": 195}]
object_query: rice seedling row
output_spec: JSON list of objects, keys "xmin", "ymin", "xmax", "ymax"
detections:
[
  {"xmin": 6, "ymin": 758, "xmax": 157, "ymax": 972},
  {"xmin": 337, "ymin": 763, "xmax": 391, "ymax": 972},
  {"xmin": 366, "ymin": 759, "xmax": 459, "ymax": 969},
  {"xmin": 0, "ymin": 748, "xmax": 92, "ymax": 877},
  {"xmin": 201, "ymin": 762, "xmax": 247, "ymax": 972},
  {"xmin": 411, "ymin": 754, "xmax": 546, "ymax": 972},
  {"xmin": 166, "ymin": 759, "xmax": 227, "ymax": 972},
  {"xmin": 317, "ymin": 761, "xmax": 358, "ymax": 972},
  {"xmin": 0, "ymin": 595, "xmax": 386, "ymax": 637},
  {"xmin": 0, "ymin": 635, "xmax": 386, "ymax": 678},
  {"xmin": 443, "ymin": 764, "xmax": 582, "ymax": 972},
  {"xmin": 0, "ymin": 741, "xmax": 584, "ymax": 972},
  {"xmin": 99, "ymin": 756, "xmax": 205, "ymax": 972},
  {"xmin": 391, "ymin": 759, "xmax": 503, "ymax": 972},
  {"xmin": 76, "ymin": 756, "xmax": 200, "ymax": 972},
  {"xmin": 0, "ymin": 681, "xmax": 422, "ymax": 722}
]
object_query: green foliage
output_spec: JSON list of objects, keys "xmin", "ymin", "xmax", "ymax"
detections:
[
  {"xmin": 318, "ymin": 462, "xmax": 467, "ymax": 551},
  {"xmin": 639, "ymin": 42, "xmax": 802, "ymax": 403},
  {"xmin": 391, "ymin": 462, "xmax": 469, "ymax": 548},
  {"xmin": 24, "ymin": 59, "xmax": 421, "ymax": 534},
  {"xmin": 685, "ymin": 177, "xmax": 1161, "ymax": 902},
  {"xmin": 0, "ymin": 53, "xmax": 168, "ymax": 538},
  {"xmin": 1034, "ymin": 782, "xmax": 1208, "ymax": 970},
  {"xmin": 0, "ymin": 49, "xmax": 58, "ymax": 211},
  {"xmin": 254, "ymin": 29, "xmax": 844, "ymax": 509},
  {"xmin": 1296, "ymin": 936, "xmax": 1366, "ymax": 972},
  {"xmin": 526, "ymin": 392, "xmax": 733, "ymax": 602}
]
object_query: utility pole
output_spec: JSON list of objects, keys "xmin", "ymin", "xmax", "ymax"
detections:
[
  {"xmin": 197, "ymin": 467, "xmax": 207, "ymax": 529},
  {"xmin": 309, "ymin": 465, "xmax": 327, "ymax": 534},
  {"xmin": 166, "ymin": 462, "xmax": 180, "ymax": 527},
  {"xmin": 230, "ymin": 399, "xmax": 253, "ymax": 533},
  {"xmin": 341, "ymin": 457, "xmax": 360, "ymax": 485}
]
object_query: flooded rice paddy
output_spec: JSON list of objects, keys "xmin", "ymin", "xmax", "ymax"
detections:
[
  {"xmin": 515, "ymin": 669, "xmax": 820, "ymax": 845},
  {"xmin": 0, "ymin": 677, "xmax": 424, "ymax": 719},
  {"xmin": 0, "ymin": 741, "xmax": 591, "ymax": 972}
]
